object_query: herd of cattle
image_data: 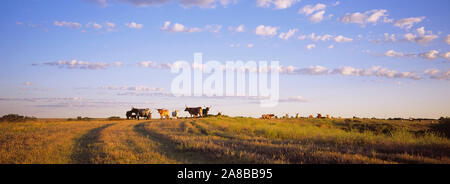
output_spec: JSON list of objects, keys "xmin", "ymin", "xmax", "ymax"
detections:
[
  {"xmin": 261, "ymin": 113, "xmax": 342, "ymax": 120},
  {"xmin": 126, "ymin": 106, "xmax": 340, "ymax": 121},
  {"xmin": 126, "ymin": 106, "xmax": 211, "ymax": 120}
]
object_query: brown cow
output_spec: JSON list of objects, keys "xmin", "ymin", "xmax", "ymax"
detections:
[
  {"xmin": 261, "ymin": 114, "xmax": 275, "ymax": 119},
  {"xmin": 157, "ymin": 109, "xmax": 170, "ymax": 120}
]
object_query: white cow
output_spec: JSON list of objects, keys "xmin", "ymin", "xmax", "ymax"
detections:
[{"xmin": 172, "ymin": 110, "xmax": 178, "ymax": 119}]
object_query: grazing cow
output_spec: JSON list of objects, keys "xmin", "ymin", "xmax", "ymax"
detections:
[
  {"xmin": 185, "ymin": 106, "xmax": 202, "ymax": 118},
  {"xmin": 202, "ymin": 106, "xmax": 211, "ymax": 117},
  {"xmin": 317, "ymin": 114, "xmax": 322, "ymax": 119},
  {"xmin": 172, "ymin": 110, "xmax": 178, "ymax": 119},
  {"xmin": 157, "ymin": 109, "xmax": 170, "ymax": 120},
  {"xmin": 261, "ymin": 114, "xmax": 275, "ymax": 119},
  {"xmin": 126, "ymin": 111, "xmax": 132, "ymax": 120},
  {"xmin": 130, "ymin": 107, "xmax": 151, "ymax": 120}
]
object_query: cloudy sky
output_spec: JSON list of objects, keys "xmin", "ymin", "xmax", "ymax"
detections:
[{"xmin": 0, "ymin": 0, "xmax": 449, "ymax": 118}]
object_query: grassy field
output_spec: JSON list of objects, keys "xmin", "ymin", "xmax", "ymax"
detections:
[{"xmin": 0, "ymin": 116, "xmax": 449, "ymax": 164}]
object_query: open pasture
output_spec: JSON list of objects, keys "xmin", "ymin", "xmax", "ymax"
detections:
[{"xmin": 0, "ymin": 117, "xmax": 448, "ymax": 164}]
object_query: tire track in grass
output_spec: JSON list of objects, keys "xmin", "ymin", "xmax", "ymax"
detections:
[
  {"xmin": 70, "ymin": 123, "xmax": 115, "ymax": 164},
  {"xmin": 98, "ymin": 121, "xmax": 177, "ymax": 164},
  {"xmin": 133, "ymin": 121, "xmax": 222, "ymax": 164}
]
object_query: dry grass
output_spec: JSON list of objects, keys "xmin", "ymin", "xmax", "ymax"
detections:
[
  {"xmin": 0, "ymin": 120, "xmax": 111, "ymax": 163},
  {"xmin": 0, "ymin": 117, "xmax": 448, "ymax": 164}
]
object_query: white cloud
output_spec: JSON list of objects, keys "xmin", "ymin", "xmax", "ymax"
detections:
[
  {"xmin": 417, "ymin": 27, "xmax": 425, "ymax": 35},
  {"xmin": 309, "ymin": 33, "xmax": 332, "ymax": 41},
  {"xmin": 255, "ymin": 25, "xmax": 279, "ymax": 37},
  {"xmin": 419, "ymin": 50, "xmax": 439, "ymax": 60},
  {"xmin": 101, "ymin": 85, "xmax": 164, "ymax": 92},
  {"xmin": 340, "ymin": 9, "xmax": 390, "ymax": 26},
  {"xmin": 56, "ymin": 21, "xmax": 119, "ymax": 32},
  {"xmin": 416, "ymin": 35, "xmax": 438, "ymax": 44},
  {"xmin": 116, "ymin": 0, "xmax": 173, "ymax": 7},
  {"xmin": 257, "ymin": 0, "xmax": 300, "ymax": 9},
  {"xmin": 381, "ymin": 49, "xmax": 448, "ymax": 60},
  {"xmin": 384, "ymin": 33, "xmax": 396, "ymax": 42},
  {"xmin": 310, "ymin": 10, "xmax": 325, "ymax": 23},
  {"xmin": 298, "ymin": 3, "xmax": 327, "ymax": 23},
  {"xmin": 205, "ymin": 24, "xmax": 222, "ymax": 33},
  {"xmin": 91, "ymin": 0, "xmax": 236, "ymax": 8},
  {"xmin": 446, "ymin": 35, "xmax": 450, "ymax": 45},
  {"xmin": 87, "ymin": 0, "xmax": 108, "ymax": 6},
  {"xmin": 36, "ymin": 60, "xmax": 122, "ymax": 70},
  {"xmin": 331, "ymin": 66, "xmax": 422, "ymax": 80},
  {"xmin": 229, "ymin": 43, "xmax": 240, "ymax": 48},
  {"xmin": 441, "ymin": 52, "xmax": 450, "ymax": 60},
  {"xmin": 53, "ymin": 21, "xmax": 82, "ymax": 29},
  {"xmin": 126, "ymin": 22, "xmax": 143, "ymax": 29},
  {"xmin": 279, "ymin": 96, "xmax": 308, "ymax": 103},
  {"xmin": 298, "ymin": 3, "xmax": 326, "ymax": 15},
  {"xmin": 424, "ymin": 69, "xmax": 449, "ymax": 80},
  {"xmin": 138, "ymin": 61, "xmax": 158, "ymax": 68},
  {"xmin": 366, "ymin": 9, "xmax": 388, "ymax": 24},
  {"xmin": 247, "ymin": 43, "xmax": 254, "ymax": 48},
  {"xmin": 294, "ymin": 65, "xmax": 329, "ymax": 75},
  {"xmin": 86, "ymin": 22, "xmax": 103, "ymax": 29},
  {"xmin": 297, "ymin": 35, "xmax": 306, "ymax": 40},
  {"xmin": 393, "ymin": 16, "xmax": 425, "ymax": 30},
  {"xmin": 161, "ymin": 21, "xmax": 201, "ymax": 33},
  {"xmin": 333, "ymin": 1, "xmax": 340, "ymax": 6},
  {"xmin": 306, "ymin": 44, "xmax": 316, "ymax": 50},
  {"xmin": 341, "ymin": 12, "xmax": 365, "ymax": 24},
  {"xmin": 402, "ymin": 28, "xmax": 438, "ymax": 45},
  {"xmin": 139, "ymin": 61, "xmax": 172, "ymax": 69},
  {"xmin": 385, "ymin": 50, "xmax": 404, "ymax": 57},
  {"xmin": 278, "ymin": 29, "xmax": 298, "ymax": 40},
  {"xmin": 404, "ymin": 33, "xmax": 416, "ymax": 42},
  {"xmin": 228, "ymin": 24, "xmax": 245, "ymax": 33},
  {"xmin": 132, "ymin": 60, "xmax": 429, "ymax": 81},
  {"xmin": 182, "ymin": 0, "xmax": 238, "ymax": 8},
  {"xmin": 334, "ymin": 35, "xmax": 353, "ymax": 43},
  {"xmin": 328, "ymin": 45, "xmax": 334, "ymax": 49},
  {"xmin": 105, "ymin": 22, "xmax": 116, "ymax": 31},
  {"xmin": 219, "ymin": 0, "xmax": 237, "ymax": 6}
]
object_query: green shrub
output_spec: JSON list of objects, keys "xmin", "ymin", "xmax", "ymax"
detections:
[
  {"xmin": 0, "ymin": 114, "xmax": 37, "ymax": 122},
  {"xmin": 432, "ymin": 117, "xmax": 450, "ymax": 138},
  {"xmin": 107, "ymin": 116, "xmax": 121, "ymax": 121}
]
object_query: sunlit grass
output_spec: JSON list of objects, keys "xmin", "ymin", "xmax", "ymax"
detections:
[{"xmin": 0, "ymin": 117, "xmax": 448, "ymax": 164}]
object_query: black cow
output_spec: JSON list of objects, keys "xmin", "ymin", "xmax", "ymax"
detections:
[
  {"xmin": 126, "ymin": 111, "xmax": 133, "ymax": 120},
  {"xmin": 184, "ymin": 106, "xmax": 202, "ymax": 118},
  {"xmin": 130, "ymin": 107, "xmax": 151, "ymax": 120},
  {"xmin": 202, "ymin": 106, "xmax": 211, "ymax": 117}
]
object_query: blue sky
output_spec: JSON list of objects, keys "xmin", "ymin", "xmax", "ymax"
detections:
[{"xmin": 0, "ymin": 0, "xmax": 449, "ymax": 118}]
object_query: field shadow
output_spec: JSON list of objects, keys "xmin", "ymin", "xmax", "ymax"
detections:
[
  {"xmin": 133, "ymin": 122, "xmax": 222, "ymax": 164},
  {"xmin": 71, "ymin": 123, "xmax": 115, "ymax": 164}
]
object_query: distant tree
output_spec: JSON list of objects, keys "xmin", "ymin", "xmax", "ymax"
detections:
[
  {"xmin": 434, "ymin": 117, "xmax": 450, "ymax": 138},
  {"xmin": 107, "ymin": 116, "xmax": 121, "ymax": 121},
  {"xmin": 1, "ymin": 114, "xmax": 36, "ymax": 122}
]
